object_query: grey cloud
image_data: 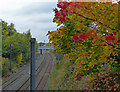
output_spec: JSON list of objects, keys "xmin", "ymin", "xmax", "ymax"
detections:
[
  {"xmin": 32, "ymin": 16, "xmax": 52, "ymax": 23},
  {"xmin": 30, "ymin": 13, "xmax": 54, "ymax": 23},
  {"xmin": 16, "ymin": 2, "xmax": 57, "ymax": 15},
  {"xmin": 0, "ymin": 2, "xmax": 57, "ymax": 43}
]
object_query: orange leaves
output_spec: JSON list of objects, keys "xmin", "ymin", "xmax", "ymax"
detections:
[
  {"xmin": 86, "ymin": 29, "xmax": 97, "ymax": 38},
  {"xmin": 75, "ymin": 61, "xmax": 81, "ymax": 69},
  {"xmin": 64, "ymin": 54, "xmax": 73, "ymax": 60},
  {"xmin": 92, "ymin": 71, "xmax": 120, "ymax": 90},
  {"xmin": 76, "ymin": 23, "xmax": 84, "ymax": 30},
  {"xmin": 99, "ymin": 42, "xmax": 106, "ymax": 46},
  {"xmin": 98, "ymin": 58, "xmax": 107, "ymax": 63},
  {"xmin": 83, "ymin": 53, "xmax": 89, "ymax": 59},
  {"xmin": 56, "ymin": 19, "xmax": 60, "ymax": 23},
  {"xmin": 80, "ymin": 60, "xmax": 83, "ymax": 64},
  {"xmin": 76, "ymin": 16, "xmax": 85, "ymax": 22},
  {"xmin": 54, "ymin": 46, "xmax": 58, "ymax": 50},
  {"xmin": 86, "ymin": 73, "xmax": 97, "ymax": 81},
  {"xmin": 47, "ymin": 1, "xmax": 120, "ymax": 83},
  {"xmin": 46, "ymin": 31, "xmax": 56, "ymax": 36},
  {"xmin": 61, "ymin": 42, "xmax": 63, "ymax": 45}
]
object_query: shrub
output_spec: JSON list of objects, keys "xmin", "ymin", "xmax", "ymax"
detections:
[{"xmin": 92, "ymin": 71, "xmax": 120, "ymax": 91}]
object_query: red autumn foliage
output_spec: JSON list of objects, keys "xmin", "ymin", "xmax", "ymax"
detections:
[
  {"xmin": 53, "ymin": 2, "xmax": 83, "ymax": 23},
  {"xmin": 71, "ymin": 32, "xmax": 90, "ymax": 42},
  {"xmin": 74, "ymin": 74, "xmax": 81, "ymax": 80},
  {"xmin": 104, "ymin": 32, "xmax": 117, "ymax": 44}
]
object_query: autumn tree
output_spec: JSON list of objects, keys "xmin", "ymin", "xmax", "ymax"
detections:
[{"xmin": 47, "ymin": 0, "xmax": 120, "ymax": 86}]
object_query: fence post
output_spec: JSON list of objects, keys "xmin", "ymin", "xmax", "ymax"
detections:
[
  {"xmin": 10, "ymin": 43, "xmax": 12, "ymax": 72},
  {"xmin": 30, "ymin": 38, "xmax": 36, "ymax": 91},
  {"xmin": 58, "ymin": 52, "xmax": 59, "ymax": 62},
  {"xmin": 40, "ymin": 49, "xmax": 42, "ymax": 55},
  {"xmin": 0, "ymin": 19, "xmax": 2, "ymax": 91}
]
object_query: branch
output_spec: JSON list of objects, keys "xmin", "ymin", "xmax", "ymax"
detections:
[{"xmin": 73, "ymin": 12, "xmax": 116, "ymax": 30}]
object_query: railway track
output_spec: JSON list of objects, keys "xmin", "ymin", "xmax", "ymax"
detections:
[{"xmin": 2, "ymin": 51, "xmax": 54, "ymax": 91}]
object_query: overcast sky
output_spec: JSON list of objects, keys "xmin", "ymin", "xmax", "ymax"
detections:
[
  {"xmin": 0, "ymin": 0, "xmax": 118, "ymax": 43},
  {"xmin": 0, "ymin": 0, "xmax": 58, "ymax": 43}
]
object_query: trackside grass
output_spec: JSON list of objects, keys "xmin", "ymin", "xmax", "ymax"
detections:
[
  {"xmin": 47, "ymin": 51, "xmax": 81, "ymax": 90},
  {"xmin": 48, "ymin": 53, "xmax": 67, "ymax": 90}
]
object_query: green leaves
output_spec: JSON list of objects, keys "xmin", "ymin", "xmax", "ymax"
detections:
[
  {"xmin": 48, "ymin": 2, "xmax": 119, "ymax": 89},
  {"xmin": 2, "ymin": 20, "xmax": 32, "ymax": 62}
]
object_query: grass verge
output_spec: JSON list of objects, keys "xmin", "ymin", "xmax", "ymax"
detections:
[
  {"xmin": 47, "ymin": 51, "xmax": 81, "ymax": 90},
  {"xmin": 48, "ymin": 56, "xmax": 67, "ymax": 90}
]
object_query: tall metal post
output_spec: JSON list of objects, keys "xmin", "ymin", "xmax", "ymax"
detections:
[
  {"xmin": 40, "ymin": 49, "xmax": 42, "ymax": 55},
  {"xmin": 0, "ymin": 19, "xmax": 2, "ymax": 91},
  {"xmin": 10, "ymin": 43, "xmax": 12, "ymax": 71},
  {"xmin": 30, "ymin": 38, "xmax": 36, "ymax": 91},
  {"xmin": 58, "ymin": 52, "xmax": 59, "ymax": 61}
]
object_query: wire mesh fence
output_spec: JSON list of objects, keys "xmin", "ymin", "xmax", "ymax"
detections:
[{"xmin": 2, "ymin": 42, "xmax": 30, "ymax": 77}]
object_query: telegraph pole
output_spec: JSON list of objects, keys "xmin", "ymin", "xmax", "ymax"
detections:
[
  {"xmin": 30, "ymin": 38, "xmax": 36, "ymax": 91},
  {"xmin": 10, "ymin": 43, "xmax": 12, "ymax": 72}
]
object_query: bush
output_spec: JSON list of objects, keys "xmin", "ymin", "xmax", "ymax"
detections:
[
  {"xmin": 2, "ymin": 58, "xmax": 10, "ymax": 77},
  {"xmin": 2, "ymin": 66, "xmax": 9, "ymax": 77},
  {"xmin": 91, "ymin": 70, "xmax": 120, "ymax": 90}
]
